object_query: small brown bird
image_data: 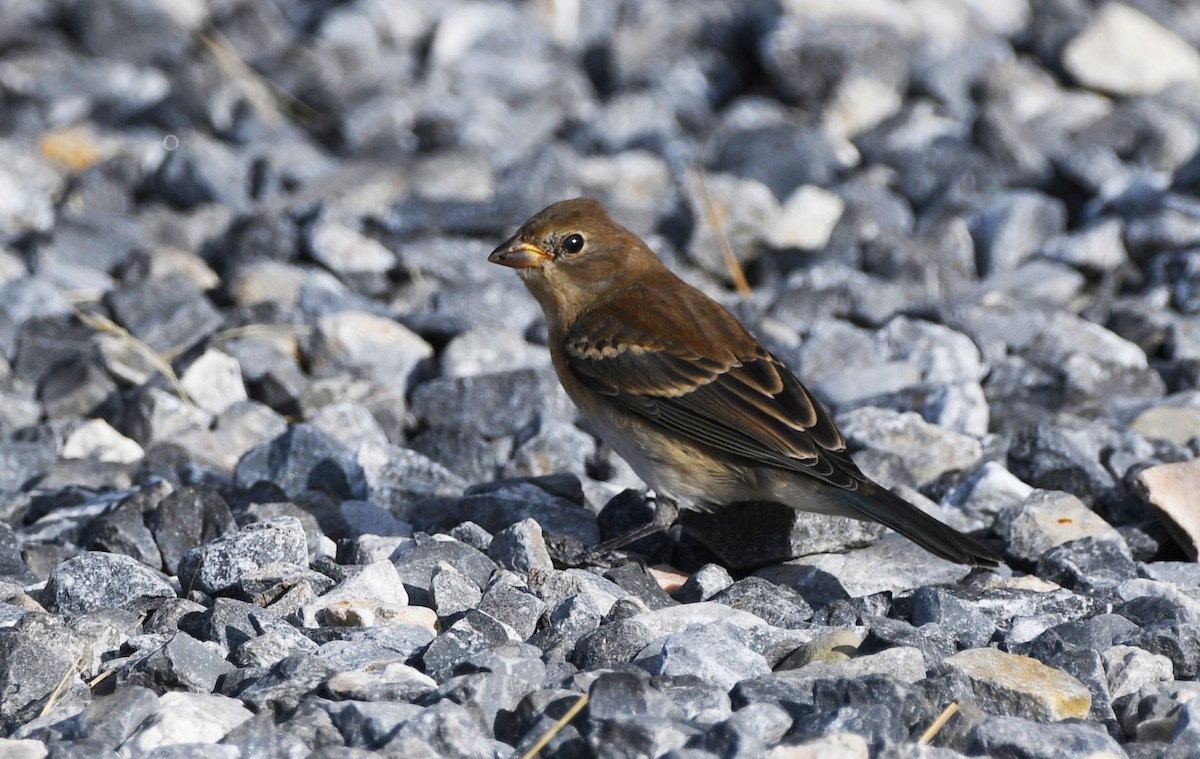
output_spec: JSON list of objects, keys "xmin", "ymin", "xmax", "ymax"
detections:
[{"xmin": 489, "ymin": 198, "xmax": 1000, "ymax": 567}]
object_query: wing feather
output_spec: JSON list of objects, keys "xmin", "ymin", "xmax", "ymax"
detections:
[{"xmin": 564, "ymin": 284, "xmax": 863, "ymax": 492}]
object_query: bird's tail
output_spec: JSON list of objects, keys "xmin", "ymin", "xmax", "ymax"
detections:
[{"xmin": 843, "ymin": 482, "xmax": 1003, "ymax": 568}]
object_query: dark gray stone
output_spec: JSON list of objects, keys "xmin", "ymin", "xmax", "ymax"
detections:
[
  {"xmin": 234, "ymin": 425, "xmax": 354, "ymax": 500},
  {"xmin": 391, "ymin": 538, "xmax": 496, "ymax": 608},
  {"xmin": 1036, "ymin": 538, "xmax": 1138, "ymax": 595},
  {"xmin": 117, "ymin": 631, "xmax": 236, "ymax": 695},
  {"xmin": 0, "ymin": 614, "xmax": 90, "ymax": 729},
  {"xmin": 709, "ymin": 577, "xmax": 812, "ymax": 629},
  {"xmin": 106, "ymin": 274, "xmax": 222, "ymax": 356},
  {"xmin": 969, "ymin": 715, "xmax": 1124, "ymax": 759},
  {"xmin": 148, "ymin": 485, "xmax": 237, "ymax": 575}
]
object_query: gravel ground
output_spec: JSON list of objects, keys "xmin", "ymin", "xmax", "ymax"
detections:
[{"xmin": 1, "ymin": 1, "xmax": 1200, "ymax": 757}]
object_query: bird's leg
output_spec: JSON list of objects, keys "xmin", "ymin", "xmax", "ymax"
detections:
[
  {"xmin": 548, "ymin": 492, "xmax": 680, "ymax": 568},
  {"xmin": 587, "ymin": 491, "xmax": 679, "ymax": 556}
]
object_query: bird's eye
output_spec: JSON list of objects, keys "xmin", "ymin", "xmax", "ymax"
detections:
[{"xmin": 562, "ymin": 233, "xmax": 585, "ymax": 254}]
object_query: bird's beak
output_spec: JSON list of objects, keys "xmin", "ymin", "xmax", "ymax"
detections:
[{"xmin": 488, "ymin": 236, "xmax": 551, "ymax": 269}]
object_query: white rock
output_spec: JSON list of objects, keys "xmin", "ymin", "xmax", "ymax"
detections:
[
  {"xmin": 311, "ymin": 310, "xmax": 433, "ymax": 388},
  {"xmin": 1102, "ymin": 644, "xmax": 1174, "ymax": 700},
  {"xmin": 823, "ymin": 76, "xmax": 903, "ymax": 139},
  {"xmin": 0, "ymin": 246, "xmax": 27, "ymax": 286},
  {"xmin": 945, "ymin": 461, "xmax": 1034, "ymax": 524},
  {"xmin": 837, "ymin": 407, "xmax": 984, "ymax": 484},
  {"xmin": 440, "ymin": 326, "xmax": 549, "ymax": 378},
  {"xmin": 62, "ymin": 419, "xmax": 144, "ymax": 464},
  {"xmin": 308, "ymin": 401, "xmax": 388, "ymax": 449},
  {"xmin": 211, "ymin": 401, "xmax": 288, "ymax": 462},
  {"xmin": 180, "ymin": 349, "xmax": 248, "ymax": 416},
  {"xmin": 124, "ymin": 692, "xmax": 251, "ymax": 752},
  {"xmin": 230, "ymin": 260, "xmax": 348, "ymax": 307},
  {"xmin": 1063, "ymin": 4, "xmax": 1200, "ymax": 96},
  {"xmin": 1040, "ymin": 219, "xmax": 1127, "ymax": 273},
  {"xmin": 143, "ymin": 247, "xmax": 220, "ymax": 291},
  {"xmin": 309, "ymin": 216, "xmax": 396, "ymax": 275},
  {"xmin": 1031, "ymin": 311, "xmax": 1149, "ymax": 371},
  {"xmin": 768, "ymin": 732, "xmax": 868, "ymax": 759},
  {"xmin": 768, "ymin": 185, "xmax": 846, "ymax": 250},
  {"xmin": 298, "ymin": 559, "xmax": 409, "ymax": 627},
  {"xmin": 761, "ymin": 533, "xmax": 972, "ymax": 598}
]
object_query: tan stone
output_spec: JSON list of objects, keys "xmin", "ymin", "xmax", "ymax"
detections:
[
  {"xmin": 1133, "ymin": 459, "xmax": 1200, "ymax": 560},
  {"xmin": 946, "ymin": 648, "xmax": 1091, "ymax": 721}
]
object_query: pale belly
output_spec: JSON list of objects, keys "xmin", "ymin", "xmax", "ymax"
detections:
[{"xmin": 574, "ymin": 388, "xmax": 756, "ymax": 508}]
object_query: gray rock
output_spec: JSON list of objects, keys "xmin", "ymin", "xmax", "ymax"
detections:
[
  {"xmin": 352, "ymin": 442, "xmax": 467, "ymax": 517},
  {"xmin": 409, "ymin": 367, "xmax": 575, "ymax": 438},
  {"xmin": 1039, "ymin": 218, "xmax": 1128, "ymax": 274},
  {"xmin": 122, "ymin": 691, "xmax": 251, "ymax": 755},
  {"xmin": 233, "ymin": 424, "xmax": 353, "ymax": 497},
  {"xmin": 997, "ymin": 490, "xmax": 1128, "ymax": 565},
  {"xmin": 116, "ymin": 631, "xmax": 236, "ymax": 695},
  {"xmin": 837, "ymin": 407, "xmax": 983, "ymax": 485},
  {"xmin": 1117, "ymin": 623, "xmax": 1200, "ymax": 679},
  {"xmin": 177, "ymin": 516, "xmax": 309, "ymax": 596},
  {"xmin": 681, "ymin": 500, "xmax": 884, "ymax": 570},
  {"xmin": 969, "ymin": 715, "xmax": 1124, "ymax": 759},
  {"xmin": 477, "ymin": 574, "xmax": 546, "ymax": 641},
  {"xmin": 1006, "ymin": 425, "xmax": 1115, "ymax": 503},
  {"xmin": 338, "ymin": 499, "xmax": 412, "ymax": 539},
  {"xmin": 148, "ymin": 485, "xmax": 237, "ymax": 575},
  {"xmin": 43, "ymin": 552, "xmax": 175, "ymax": 615},
  {"xmin": 0, "ymin": 614, "xmax": 90, "ymax": 728},
  {"xmin": 674, "ymin": 564, "xmax": 734, "ymax": 604},
  {"xmin": 419, "ymin": 609, "xmax": 520, "ymax": 683},
  {"xmin": 682, "ymin": 173, "xmax": 779, "ymax": 280},
  {"xmin": 440, "ymin": 326, "xmax": 549, "ymax": 378},
  {"xmin": 391, "ymin": 537, "xmax": 497, "ymax": 608},
  {"xmin": 1103, "ymin": 644, "xmax": 1174, "ymax": 701},
  {"xmin": 1036, "ymin": 538, "xmax": 1138, "ymax": 596},
  {"xmin": 413, "ymin": 481, "xmax": 599, "ymax": 546},
  {"xmin": 211, "ymin": 401, "xmax": 289, "ymax": 463},
  {"xmin": 709, "ymin": 577, "xmax": 813, "ymax": 630},
  {"xmin": 486, "ymin": 517, "xmax": 553, "ymax": 577},
  {"xmin": 323, "ymin": 663, "xmax": 436, "ymax": 703},
  {"xmin": 505, "ymin": 419, "xmax": 596, "ymax": 481},
  {"xmin": 309, "ymin": 310, "xmax": 432, "ymax": 389},
  {"xmin": 757, "ymin": 534, "xmax": 973, "ymax": 600},
  {"xmin": 971, "ymin": 190, "xmax": 1067, "ymax": 277},
  {"xmin": 431, "ymin": 561, "xmax": 483, "ymax": 619},
  {"xmin": 106, "ymin": 274, "xmax": 222, "ymax": 357},
  {"xmin": 942, "ymin": 462, "xmax": 1033, "ymax": 532}
]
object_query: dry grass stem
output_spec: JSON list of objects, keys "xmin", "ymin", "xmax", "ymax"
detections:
[
  {"xmin": 918, "ymin": 701, "xmax": 960, "ymax": 745},
  {"xmin": 74, "ymin": 309, "xmax": 195, "ymax": 406},
  {"xmin": 518, "ymin": 692, "xmax": 589, "ymax": 759},
  {"xmin": 40, "ymin": 651, "xmax": 89, "ymax": 717},
  {"xmin": 692, "ymin": 170, "xmax": 752, "ymax": 299}
]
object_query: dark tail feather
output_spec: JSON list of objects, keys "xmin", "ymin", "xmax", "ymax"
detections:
[{"xmin": 844, "ymin": 482, "xmax": 1003, "ymax": 568}]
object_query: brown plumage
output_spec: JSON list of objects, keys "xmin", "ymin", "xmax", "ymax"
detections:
[{"xmin": 489, "ymin": 198, "xmax": 1001, "ymax": 567}]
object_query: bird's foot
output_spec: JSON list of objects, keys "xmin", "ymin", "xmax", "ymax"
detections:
[{"xmin": 550, "ymin": 494, "xmax": 680, "ymax": 568}]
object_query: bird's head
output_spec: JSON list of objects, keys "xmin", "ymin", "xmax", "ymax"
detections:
[{"xmin": 489, "ymin": 198, "xmax": 661, "ymax": 320}]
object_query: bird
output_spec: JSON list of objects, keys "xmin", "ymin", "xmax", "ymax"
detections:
[{"xmin": 489, "ymin": 197, "xmax": 1001, "ymax": 567}]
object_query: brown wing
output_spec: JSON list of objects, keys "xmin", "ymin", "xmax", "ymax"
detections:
[{"xmin": 563, "ymin": 279, "xmax": 865, "ymax": 491}]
